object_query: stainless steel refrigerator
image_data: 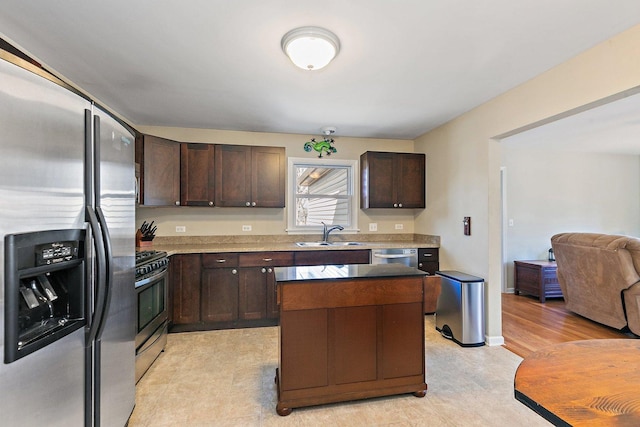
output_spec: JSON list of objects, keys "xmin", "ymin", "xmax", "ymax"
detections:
[{"xmin": 0, "ymin": 51, "xmax": 136, "ymax": 426}]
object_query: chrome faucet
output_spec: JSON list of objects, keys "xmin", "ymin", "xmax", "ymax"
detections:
[{"xmin": 322, "ymin": 222, "xmax": 344, "ymax": 243}]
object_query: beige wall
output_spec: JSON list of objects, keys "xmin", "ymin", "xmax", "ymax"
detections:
[
  {"xmin": 415, "ymin": 24, "xmax": 640, "ymax": 343},
  {"xmin": 502, "ymin": 149, "xmax": 640, "ymax": 290},
  {"xmin": 135, "ymin": 127, "xmax": 419, "ymax": 236}
]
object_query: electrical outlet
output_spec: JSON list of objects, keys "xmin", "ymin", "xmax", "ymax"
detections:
[
  {"xmin": 175, "ymin": 226, "xmax": 186, "ymax": 233},
  {"xmin": 395, "ymin": 224, "xmax": 403, "ymax": 230},
  {"xmin": 242, "ymin": 225, "xmax": 252, "ymax": 231},
  {"xmin": 369, "ymin": 223, "xmax": 378, "ymax": 232}
]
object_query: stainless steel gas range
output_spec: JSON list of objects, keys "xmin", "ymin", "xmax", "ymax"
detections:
[{"xmin": 135, "ymin": 250, "xmax": 169, "ymax": 383}]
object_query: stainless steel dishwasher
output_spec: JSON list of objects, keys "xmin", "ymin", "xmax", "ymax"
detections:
[{"xmin": 371, "ymin": 248, "xmax": 418, "ymax": 268}]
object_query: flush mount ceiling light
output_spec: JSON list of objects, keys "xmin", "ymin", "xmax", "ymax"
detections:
[{"xmin": 281, "ymin": 26, "xmax": 340, "ymax": 71}]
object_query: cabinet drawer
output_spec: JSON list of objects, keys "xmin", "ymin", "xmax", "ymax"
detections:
[
  {"xmin": 418, "ymin": 248, "xmax": 439, "ymax": 262},
  {"xmin": 295, "ymin": 249, "xmax": 370, "ymax": 266},
  {"xmin": 202, "ymin": 253, "xmax": 239, "ymax": 268},
  {"xmin": 239, "ymin": 251, "xmax": 294, "ymax": 267}
]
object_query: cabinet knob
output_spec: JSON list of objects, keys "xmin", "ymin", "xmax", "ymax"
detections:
[
  {"xmin": 419, "ymin": 263, "xmax": 423, "ymax": 267},
  {"xmin": 261, "ymin": 268, "xmax": 267, "ymax": 273},
  {"xmin": 231, "ymin": 269, "xmax": 237, "ymax": 275},
  {"xmin": 209, "ymin": 201, "xmax": 214, "ymax": 206},
  {"xmin": 252, "ymin": 202, "xmax": 256, "ymax": 207},
  {"xmin": 398, "ymin": 203, "xmax": 403, "ymax": 208},
  {"xmin": 268, "ymin": 268, "xmax": 273, "ymax": 273},
  {"xmin": 245, "ymin": 202, "xmax": 251, "ymax": 206},
  {"xmin": 393, "ymin": 203, "xmax": 398, "ymax": 208},
  {"xmin": 175, "ymin": 201, "xmax": 180, "ymax": 206}
]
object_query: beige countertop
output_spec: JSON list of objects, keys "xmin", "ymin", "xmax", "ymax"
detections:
[{"xmin": 141, "ymin": 233, "xmax": 439, "ymax": 256}]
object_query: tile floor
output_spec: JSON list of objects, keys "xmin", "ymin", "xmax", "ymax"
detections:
[{"xmin": 129, "ymin": 316, "xmax": 550, "ymax": 426}]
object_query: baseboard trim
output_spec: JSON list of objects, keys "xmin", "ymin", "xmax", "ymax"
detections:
[{"xmin": 485, "ymin": 335, "xmax": 505, "ymax": 346}]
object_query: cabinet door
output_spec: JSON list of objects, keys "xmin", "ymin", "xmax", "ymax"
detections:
[
  {"xmin": 180, "ymin": 143, "xmax": 215, "ymax": 206},
  {"xmin": 142, "ymin": 135, "xmax": 181, "ymax": 206},
  {"xmin": 396, "ymin": 153, "xmax": 425, "ymax": 208},
  {"xmin": 266, "ymin": 268, "xmax": 279, "ymax": 319},
  {"xmin": 382, "ymin": 302, "xmax": 424, "ymax": 379},
  {"xmin": 361, "ymin": 151, "xmax": 396, "ymax": 208},
  {"xmin": 252, "ymin": 146, "xmax": 285, "ymax": 207},
  {"xmin": 361, "ymin": 151, "xmax": 425, "ymax": 209},
  {"xmin": 202, "ymin": 268, "xmax": 238, "ymax": 322},
  {"xmin": 214, "ymin": 144, "xmax": 252, "ymax": 207},
  {"xmin": 170, "ymin": 254, "xmax": 201, "ymax": 325},
  {"xmin": 279, "ymin": 309, "xmax": 329, "ymax": 391},
  {"xmin": 238, "ymin": 268, "xmax": 268, "ymax": 320}
]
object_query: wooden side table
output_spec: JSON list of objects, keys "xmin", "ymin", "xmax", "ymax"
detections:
[{"xmin": 514, "ymin": 260, "xmax": 562, "ymax": 303}]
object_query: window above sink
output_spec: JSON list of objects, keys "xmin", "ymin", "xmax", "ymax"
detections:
[{"xmin": 287, "ymin": 157, "xmax": 358, "ymax": 234}]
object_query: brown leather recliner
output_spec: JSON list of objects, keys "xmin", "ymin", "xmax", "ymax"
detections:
[{"xmin": 551, "ymin": 232, "xmax": 640, "ymax": 335}]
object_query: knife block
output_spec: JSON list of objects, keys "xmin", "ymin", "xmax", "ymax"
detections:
[{"xmin": 135, "ymin": 230, "xmax": 153, "ymax": 248}]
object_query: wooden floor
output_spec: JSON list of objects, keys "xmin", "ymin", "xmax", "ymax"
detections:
[{"xmin": 501, "ymin": 293, "xmax": 631, "ymax": 358}]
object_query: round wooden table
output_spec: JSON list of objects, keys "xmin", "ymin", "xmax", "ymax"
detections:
[{"xmin": 514, "ymin": 339, "xmax": 640, "ymax": 426}]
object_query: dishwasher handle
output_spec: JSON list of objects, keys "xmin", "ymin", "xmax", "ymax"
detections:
[{"xmin": 373, "ymin": 253, "xmax": 413, "ymax": 259}]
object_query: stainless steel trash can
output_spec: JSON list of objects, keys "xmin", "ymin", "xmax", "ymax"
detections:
[{"xmin": 435, "ymin": 270, "xmax": 485, "ymax": 347}]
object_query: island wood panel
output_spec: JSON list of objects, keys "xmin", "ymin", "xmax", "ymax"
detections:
[
  {"xmin": 279, "ymin": 276, "xmax": 423, "ymax": 311},
  {"xmin": 382, "ymin": 302, "xmax": 424, "ymax": 379},
  {"xmin": 279, "ymin": 309, "xmax": 328, "ymax": 391},
  {"xmin": 333, "ymin": 306, "xmax": 378, "ymax": 384}
]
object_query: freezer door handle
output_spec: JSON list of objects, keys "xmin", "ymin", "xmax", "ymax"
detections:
[
  {"xmin": 86, "ymin": 206, "xmax": 108, "ymax": 344},
  {"xmin": 94, "ymin": 206, "xmax": 113, "ymax": 340}
]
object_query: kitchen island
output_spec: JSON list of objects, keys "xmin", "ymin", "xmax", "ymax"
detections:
[{"xmin": 274, "ymin": 264, "xmax": 428, "ymax": 415}]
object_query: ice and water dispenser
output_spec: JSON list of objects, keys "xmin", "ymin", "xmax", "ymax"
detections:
[{"xmin": 4, "ymin": 229, "xmax": 86, "ymax": 363}]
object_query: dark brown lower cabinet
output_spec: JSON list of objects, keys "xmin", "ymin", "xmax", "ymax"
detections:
[
  {"xmin": 238, "ymin": 268, "xmax": 268, "ymax": 320},
  {"xmin": 276, "ymin": 275, "xmax": 426, "ymax": 415},
  {"xmin": 170, "ymin": 254, "xmax": 201, "ymax": 325},
  {"xmin": 202, "ymin": 267, "xmax": 238, "ymax": 323}
]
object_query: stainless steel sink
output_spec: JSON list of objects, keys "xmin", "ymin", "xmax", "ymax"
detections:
[
  {"xmin": 295, "ymin": 241, "xmax": 331, "ymax": 247},
  {"xmin": 295, "ymin": 241, "xmax": 363, "ymax": 247}
]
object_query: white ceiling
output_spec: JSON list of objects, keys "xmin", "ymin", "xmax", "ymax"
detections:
[{"xmin": 1, "ymin": 1, "xmax": 640, "ymax": 140}]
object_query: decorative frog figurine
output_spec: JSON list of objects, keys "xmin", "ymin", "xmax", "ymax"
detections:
[{"xmin": 304, "ymin": 137, "xmax": 337, "ymax": 158}]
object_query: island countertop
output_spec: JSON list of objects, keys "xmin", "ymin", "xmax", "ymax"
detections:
[{"xmin": 274, "ymin": 263, "xmax": 428, "ymax": 283}]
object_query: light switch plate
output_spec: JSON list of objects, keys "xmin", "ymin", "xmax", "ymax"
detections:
[{"xmin": 369, "ymin": 223, "xmax": 378, "ymax": 231}]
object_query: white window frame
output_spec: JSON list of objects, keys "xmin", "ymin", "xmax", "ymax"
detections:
[{"xmin": 286, "ymin": 157, "xmax": 359, "ymax": 234}]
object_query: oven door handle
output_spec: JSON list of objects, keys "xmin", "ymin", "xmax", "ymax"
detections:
[{"xmin": 135, "ymin": 267, "xmax": 168, "ymax": 289}]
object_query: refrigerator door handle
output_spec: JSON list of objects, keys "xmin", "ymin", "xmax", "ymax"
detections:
[
  {"xmin": 86, "ymin": 206, "xmax": 108, "ymax": 345},
  {"xmin": 94, "ymin": 206, "xmax": 113, "ymax": 340},
  {"xmin": 91, "ymin": 114, "xmax": 114, "ymax": 342}
]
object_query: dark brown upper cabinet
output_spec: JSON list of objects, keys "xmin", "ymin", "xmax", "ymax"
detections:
[
  {"xmin": 360, "ymin": 151, "xmax": 425, "ymax": 209},
  {"xmin": 180, "ymin": 143, "xmax": 215, "ymax": 206},
  {"xmin": 138, "ymin": 134, "xmax": 181, "ymax": 206},
  {"xmin": 215, "ymin": 145, "xmax": 285, "ymax": 207}
]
